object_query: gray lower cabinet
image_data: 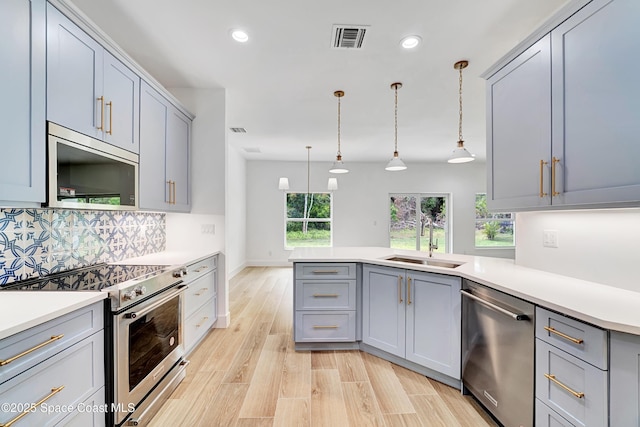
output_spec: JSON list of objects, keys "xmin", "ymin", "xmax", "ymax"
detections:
[
  {"xmin": 0, "ymin": 302, "xmax": 105, "ymax": 426},
  {"xmin": 535, "ymin": 307, "xmax": 608, "ymax": 427},
  {"xmin": 183, "ymin": 255, "xmax": 218, "ymax": 353},
  {"xmin": 294, "ymin": 263, "xmax": 357, "ymax": 343},
  {"xmin": 362, "ymin": 264, "xmax": 461, "ymax": 379},
  {"xmin": 610, "ymin": 331, "xmax": 640, "ymax": 426},
  {"xmin": 0, "ymin": 0, "xmax": 46, "ymax": 204}
]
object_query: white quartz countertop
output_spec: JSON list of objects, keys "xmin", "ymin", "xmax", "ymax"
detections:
[
  {"xmin": 115, "ymin": 250, "xmax": 219, "ymax": 266},
  {"xmin": 289, "ymin": 247, "xmax": 640, "ymax": 335},
  {"xmin": 0, "ymin": 292, "xmax": 106, "ymax": 340}
]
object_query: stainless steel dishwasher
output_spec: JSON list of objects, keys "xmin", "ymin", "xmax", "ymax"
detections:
[{"xmin": 461, "ymin": 279, "xmax": 535, "ymax": 427}]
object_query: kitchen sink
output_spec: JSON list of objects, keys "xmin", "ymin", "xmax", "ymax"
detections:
[{"xmin": 383, "ymin": 256, "xmax": 463, "ymax": 269}]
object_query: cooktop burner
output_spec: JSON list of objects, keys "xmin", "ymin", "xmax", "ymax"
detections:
[{"xmin": 0, "ymin": 264, "xmax": 169, "ymax": 292}]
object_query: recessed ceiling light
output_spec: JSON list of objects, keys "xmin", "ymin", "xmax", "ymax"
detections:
[
  {"xmin": 400, "ymin": 35, "xmax": 421, "ymax": 49},
  {"xmin": 231, "ymin": 29, "xmax": 249, "ymax": 43}
]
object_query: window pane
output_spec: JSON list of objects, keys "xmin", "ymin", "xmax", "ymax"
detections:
[
  {"xmin": 419, "ymin": 196, "xmax": 446, "ymax": 254},
  {"xmin": 390, "ymin": 195, "xmax": 417, "ymax": 249},
  {"xmin": 287, "ymin": 193, "xmax": 331, "ymax": 219},
  {"xmin": 475, "ymin": 193, "xmax": 515, "ymax": 247},
  {"xmin": 286, "ymin": 221, "xmax": 331, "ymax": 247}
]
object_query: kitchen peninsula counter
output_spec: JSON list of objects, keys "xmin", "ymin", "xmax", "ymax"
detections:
[{"xmin": 289, "ymin": 247, "xmax": 640, "ymax": 335}]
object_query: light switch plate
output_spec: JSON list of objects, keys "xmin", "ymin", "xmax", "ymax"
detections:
[{"xmin": 543, "ymin": 229, "xmax": 559, "ymax": 248}]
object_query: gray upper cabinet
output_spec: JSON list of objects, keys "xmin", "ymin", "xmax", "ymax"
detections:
[
  {"xmin": 0, "ymin": 0, "xmax": 46, "ymax": 204},
  {"xmin": 139, "ymin": 81, "xmax": 191, "ymax": 212},
  {"xmin": 47, "ymin": 4, "xmax": 140, "ymax": 153},
  {"xmin": 486, "ymin": 0, "xmax": 640, "ymax": 211}
]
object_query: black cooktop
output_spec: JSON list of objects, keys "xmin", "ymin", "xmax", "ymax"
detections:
[{"xmin": 0, "ymin": 264, "xmax": 168, "ymax": 292}]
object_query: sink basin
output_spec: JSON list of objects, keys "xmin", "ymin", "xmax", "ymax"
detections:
[{"xmin": 383, "ymin": 256, "xmax": 463, "ymax": 269}]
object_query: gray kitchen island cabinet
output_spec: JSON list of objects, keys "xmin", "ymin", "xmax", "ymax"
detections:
[
  {"xmin": 485, "ymin": 0, "xmax": 640, "ymax": 211},
  {"xmin": 610, "ymin": 331, "xmax": 640, "ymax": 426},
  {"xmin": 0, "ymin": 0, "xmax": 46, "ymax": 204},
  {"xmin": 139, "ymin": 81, "xmax": 191, "ymax": 212},
  {"xmin": 362, "ymin": 264, "xmax": 461, "ymax": 381},
  {"xmin": 47, "ymin": 3, "xmax": 140, "ymax": 153}
]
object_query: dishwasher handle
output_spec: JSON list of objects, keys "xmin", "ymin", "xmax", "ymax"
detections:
[{"xmin": 460, "ymin": 290, "xmax": 529, "ymax": 321}]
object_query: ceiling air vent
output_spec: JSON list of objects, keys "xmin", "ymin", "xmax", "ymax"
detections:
[
  {"xmin": 230, "ymin": 127, "xmax": 247, "ymax": 133},
  {"xmin": 332, "ymin": 25, "xmax": 369, "ymax": 49}
]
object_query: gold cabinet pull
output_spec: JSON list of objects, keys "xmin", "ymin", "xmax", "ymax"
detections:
[
  {"xmin": 0, "ymin": 334, "xmax": 64, "ymax": 366},
  {"xmin": 552, "ymin": 157, "xmax": 561, "ymax": 196},
  {"xmin": 97, "ymin": 96, "xmax": 104, "ymax": 130},
  {"xmin": 544, "ymin": 326, "xmax": 583, "ymax": 344},
  {"xmin": 196, "ymin": 317, "xmax": 209, "ymax": 328},
  {"xmin": 398, "ymin": 275, "xmax": 403, "ymax": 304},
  {"xmin": 539, "ymin": 160, "xmax": 548, "ymax": 197},
  {"xmin": 312, "ymin": 294, "xmax": 339, "ymax": 298},
  {"xmin": 313, "ymin": 325, "xmax": 338, "ymax": 329},
  {"xmin": 194, "ymin": 265, "xmax": 209, "ymax": 273},
  {"xmin": 407, "ymin": 277, "xmax": 412, "ymax": 305},
  {"xmin": 544, "ymin": 374, "xmax": 584, "ymax": 399},
  {"xmin": 106, "ymin": 101, "xmax": 113, "ymax": 135},
  {"xmin": 194, "ymin": 288, "xmax": 209, "ymax": 296},
  {"xmin": 166, "ymin": 180, "xmax": 175, "ymax": 204},
  {"xmin": 311, "ymin": 270, "xmax": 339, "ymax": 274},
  {"xmin": 172, "ymin": 181, "xmax": 177, "ymax": 205},
  {"xmin": 0, "ymin": 385, "xmax": 65, "ymax": 427}
]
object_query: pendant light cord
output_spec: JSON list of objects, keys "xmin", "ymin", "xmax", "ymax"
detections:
[
  {"xmin": 458, "ymin": 64, "xmax": 464, "ymax": 142},
  {"xmin": 337, "ymin": 95, "xmax": 341, "ymax": 156},
  {"xmin": 394, "ymin": 84, "xmax": 399, "ymax": 153}
]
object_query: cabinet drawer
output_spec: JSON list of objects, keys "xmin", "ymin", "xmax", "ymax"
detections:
[
  {"xmin": 185, "ymin": 255, "xmax": 217, "ymax": 283},
  {"xmin": 536, "ymin": 307, "xmax": 607, "ymax": 369},
  {"xmin": 535, "ymin": 399, "xmax": 576, "ymax": 427},
  {"xmin": 0, "ymin": 332, "xmax": 104, "ymax": 427},
  {"xmin": 535, "ymin": 339, "xmax": 607, "ymax": 427},
  {"xmin": 295, "ymin": 311, "xmax": 356, "ymax": 342},
  {"xmin": 184, "ymin": 271, "xmax": 216, "ymax": 318},
  {"xmin": 57, "ymin": 387, "xmax": 105, "ymax": 427},
  {"xmin": 295, "ymin": 280, "xmax": 356, "ymax": 310},
  {"xmin": 0, "ymin": 302, "xmax": 103, "ymax": 385},
  {"xmin": 184, "ymin": 297, "xmax": 216, "ymax": 352},
  {"xmin": 295, "ymin": 263, "xmax": 356, "ymax": 280}
]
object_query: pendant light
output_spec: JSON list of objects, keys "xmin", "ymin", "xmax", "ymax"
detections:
[
  {"xmin": 329, "ymin": 90, "xmax": 349, "ymax": 174},
  {"xmin": 448, "ymin": 60, "xmax": 475, "ymax": 163},
  {"xmin": 385, "ymin": 82, "xmax": 407, "ymax": 171}
]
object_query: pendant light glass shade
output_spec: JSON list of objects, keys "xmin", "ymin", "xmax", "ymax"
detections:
[
  {"xmin": 386, "ymin": 82, "xmax": 407, "ymax": 171},
  {"xmin": 330, "ymin": 90, "xmax": 349, "ymax": 174},
  {"xmin": 448, "ymin": 60, "xmax": 474, "ymax": 164}
]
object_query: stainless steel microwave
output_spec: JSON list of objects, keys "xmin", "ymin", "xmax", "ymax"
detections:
[{"xmin": 47, "ymin": 122, "xmax": 138, "ymax": 210}]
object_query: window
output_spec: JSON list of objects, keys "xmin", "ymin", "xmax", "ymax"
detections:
[
  {"xmin": 475, "ymin": 193, "xmax": 515, "ymax": 247},
  {"xmin": 285, "ymin": 192, "xmax": 332, "ymax": 248},
  {"xmin": 389, "ymin": 194, "xmax": 449, "ymax": 253}
]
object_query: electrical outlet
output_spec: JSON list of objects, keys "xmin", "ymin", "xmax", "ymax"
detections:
[
  {"xmin": 200, "ymin": 224, "xmax": 215, "ymax": 234},
  {"xmin": 543, "ymin": 229, "xmax": 559, "ymax": 248}
]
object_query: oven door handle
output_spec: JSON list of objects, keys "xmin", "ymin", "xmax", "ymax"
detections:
[
  {"xmin": 460, "ymin": 290, "xmax": 529, "ymax": 321},
  {"xmin": 125, "ymin": 284, "xmax": 188, "ymax": 319}
]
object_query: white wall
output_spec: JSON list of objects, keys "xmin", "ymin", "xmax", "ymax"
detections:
[
  {"xmin": 225, "ymin": 144, "xmax": 247, "ymax": 277},
  {"xmin": 246, "ymin": 159, "xmax": 514, "ymax": 265},
  {"xmin": 516, "ymin": 208, "xmax": 640, "ymax": 291}
]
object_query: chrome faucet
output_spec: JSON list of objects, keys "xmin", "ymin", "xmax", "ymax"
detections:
[{"xmin": 428, "ymin": 217, "xmax": 438, "ymax": 257}]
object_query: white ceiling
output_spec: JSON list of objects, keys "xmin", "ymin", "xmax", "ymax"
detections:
[{"xmin": 69, "ymin": 0, "xmax": 569, "ymax": 163}]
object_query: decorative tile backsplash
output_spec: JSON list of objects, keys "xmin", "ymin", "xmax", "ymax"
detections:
[{"xmin": 0, "ymin": 208, "xmax": 165, "ymax": 285}]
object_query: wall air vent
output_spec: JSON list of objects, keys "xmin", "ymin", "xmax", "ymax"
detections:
[
  {"xmin": 332, "ymin": 25, "xmax": 369, "ymax": 49},
  {"xmin": 230, "ymin": 127, "xmax": 247, "ymax": 133}
]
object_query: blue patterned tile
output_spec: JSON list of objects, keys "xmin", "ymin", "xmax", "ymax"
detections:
[{"xmin": 0, "ymin": 257, "xmax": 24, "ymax": 285}]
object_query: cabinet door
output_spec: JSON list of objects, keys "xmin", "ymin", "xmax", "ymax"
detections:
[
  {"xmin": 406, "ymin": 272, "xmax": 461, "ymax": 379},
  {"xmin": 486, "ymin": 34, "xmax": 552, "ymax": 211},
  {"xmin": 47, "ymin": 4, "xmax": 103, "ymax": 139},
  {"xmin": 103, "ymin": 51, "xmax": 140, "ymax": 153},
  {"xmin": 0, "ymin": 0, "xmax": 45, "ymax": 203},
  {"xmin": 166, "ymin": 107, "xmax": 191, "ymax": 212},
  {"xmin": 551, "ymin": 0, "xmax": 640, "ymax": 206},
  {"xmin": 139, "ymin": 81, "xmax": 168, "ymax": 210},
  {"xmin": 362, "ymin": 265, "xmax": 405, "ymax": 357},
  {"xmin": 610, "ymin": 331, "xmax": 640, "ymax": 426}
]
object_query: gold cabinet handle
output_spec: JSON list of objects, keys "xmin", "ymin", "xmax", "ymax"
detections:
[
  {"xmin": 196, "ymin": 317, "xmax": 209, "ymax": 328},
  {"xmin": 172, "ymin": 181, "xmax": 177, "ymax": 205},
  {"xmin": 398, "ymin": 275, "xmax": 403, "ymax": 304},
  {"xmin": 539, "ymin": 160, "xmax": 548, "ymax": 197},
  {"xmin": 407, "ymin": 277, "xmax": 412, "ymax": 305},
  {"xmin": 0, "ymin": 334, "xmax": 64, "ymax": 366},
  {"xmin": 106, "ymin": 101, "xmax": 113, "ymax": 135},
  {"xmin": 194, "ymin": 288, "xmax": 209, "ymax": 296},
  {"xmin": 312, "ymin": 294, "xmax": 339, "ymax": 298},
  {"xmin": 194, "ymin": 265, "xmax": 209, "ymax": 273},
  {"xmin": 544, "ymin": 374, "xmax": 584, "ymax": 399},
  {"xmin": 97, "ymin": 96, "xmax": 104, "ymax": 130},
  {"xmin": 313, "ymin": 325, "xmax": 338, "ymax": 329},
  {"xmin": 544, "ymin": 326, "xmax": 584, "ymax": 345},
  {"xmin": 0, "ymin": 386, "xmax": 65, "ymax": 427},
  {"xmin": 166, "ymin": 180, "xmax": 175, "ymax": 204},
  {"xmin": 311, "ymin": 270, "xmax": 339, "ymax": 274},
  {"xmin": 552, "ymin": 157, "xmax": 561, "ymax": 196}
]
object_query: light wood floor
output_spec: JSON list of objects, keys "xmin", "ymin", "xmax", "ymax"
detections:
[{"xmin": 149, "ymin": 267, "xmax": 497, "ymax": 427}]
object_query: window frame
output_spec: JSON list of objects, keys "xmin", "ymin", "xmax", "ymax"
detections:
[{"xmin": 284, "ymin": 191, "xmax": 333, "ymax": 250}]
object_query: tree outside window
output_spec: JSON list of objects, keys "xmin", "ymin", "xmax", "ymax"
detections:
[
  {"xmin": 389, "ymin": 194, "xmax": 449, "ymax": 253},
  {"xmin": 475, "ymin": 193, "xmax": 515, "ymax": 247},
  {"xmin": 285, "ymin": 193, "xmax": 332, "ymax": 248}
]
